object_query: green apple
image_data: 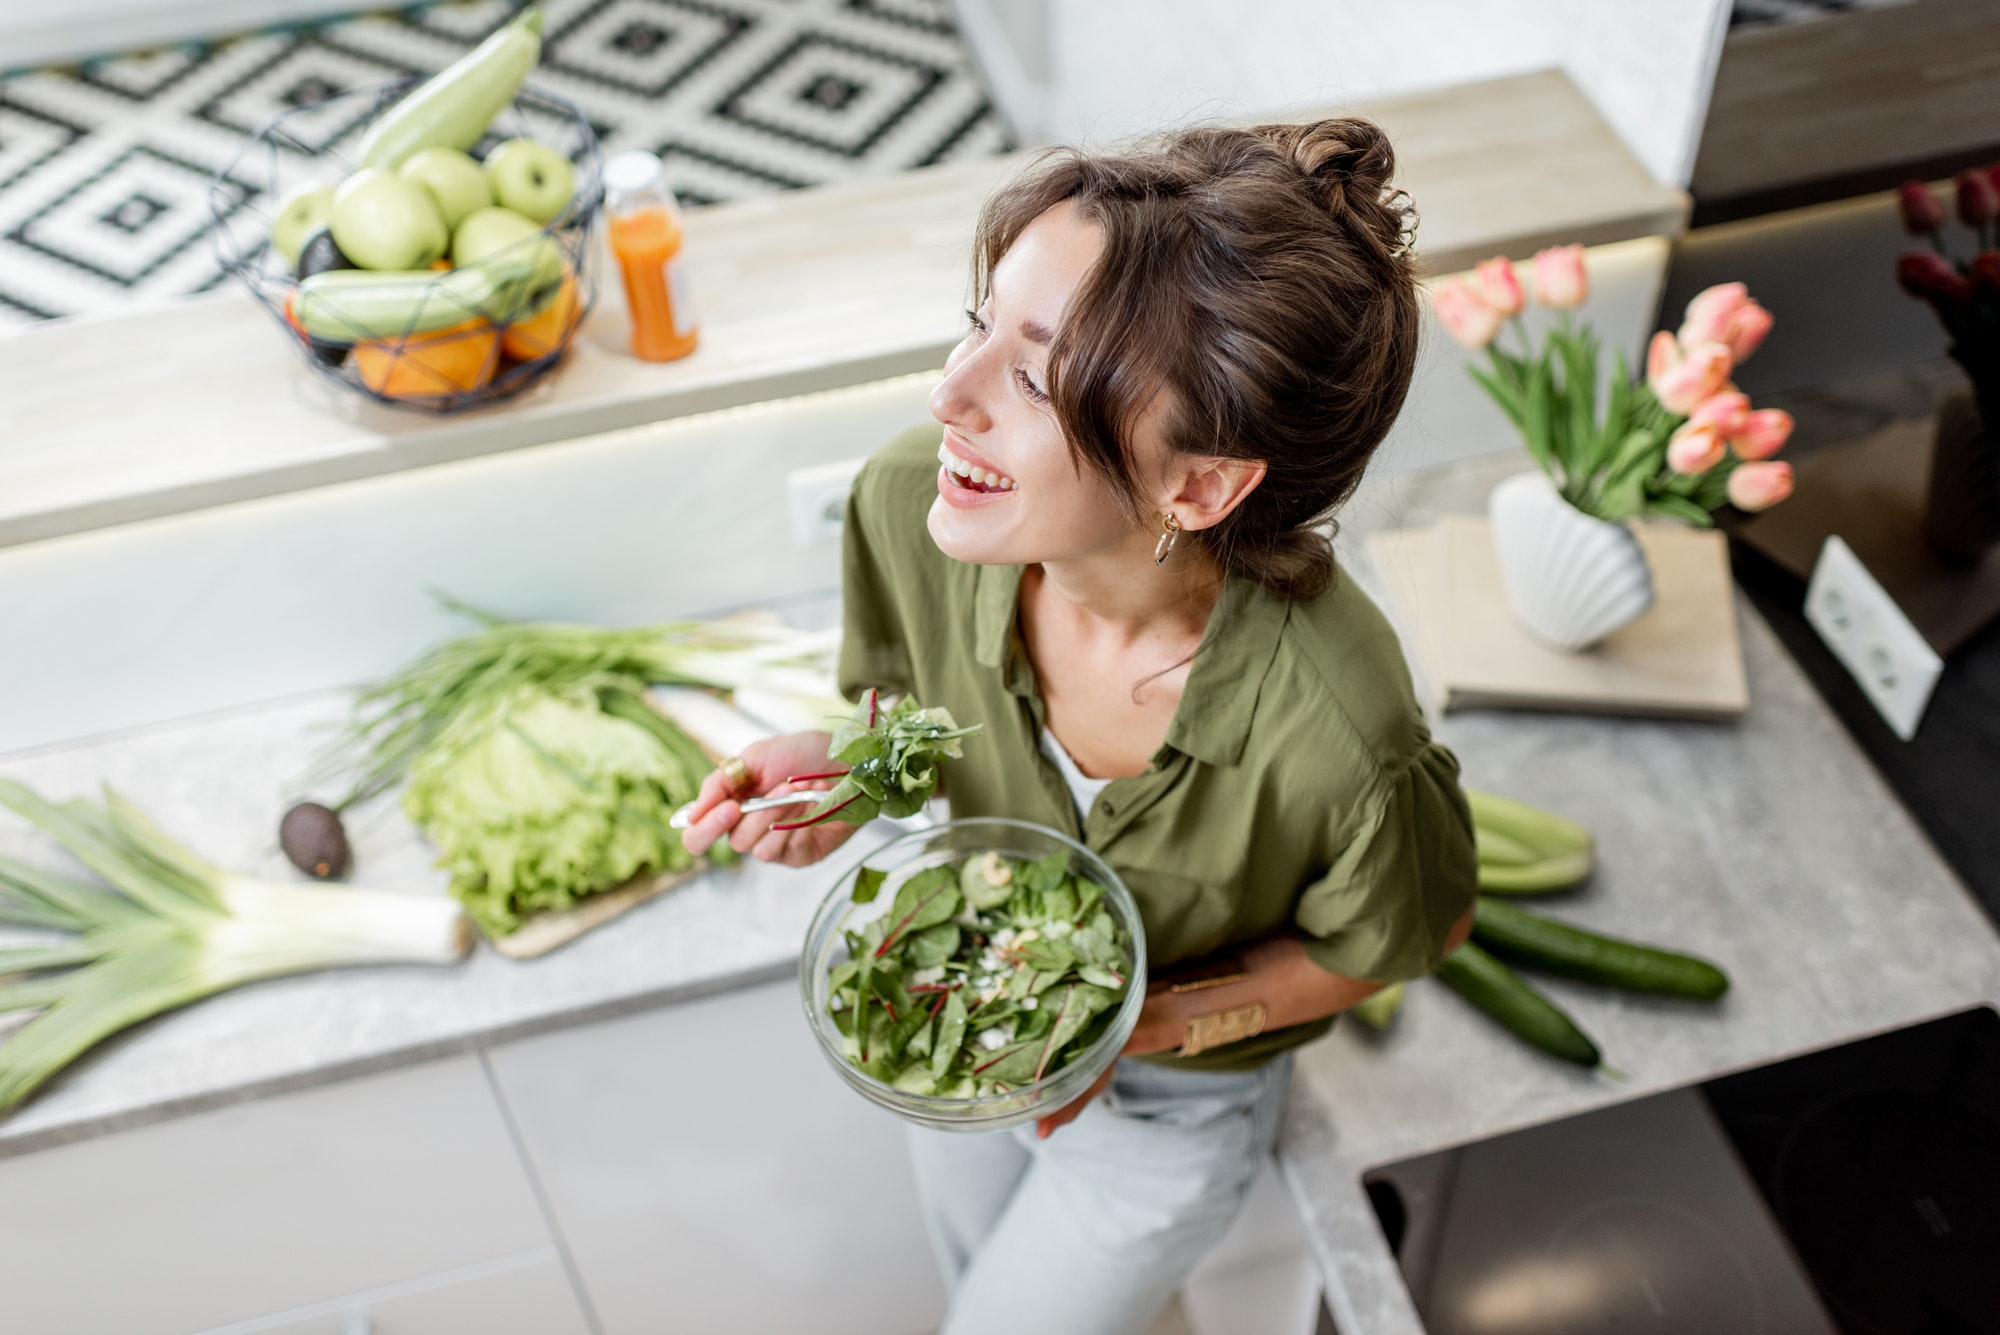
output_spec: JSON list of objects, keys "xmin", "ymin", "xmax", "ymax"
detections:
[
  {"xmin": 270, "ymin": 183, "xmax": 333, "ymax": 265},
  {"xmin": 329, "ymin": 168, "xmax": 447, "ymax": 271},
  {"xmin": 483, "ymin": 138, "xmax": 575, "ymax": 225},
  {"xmin": 398, "ymin": 147, "xmax": 492, "ymax": 231},
  {"xmin": 453, "ymin": 205, "xmax": 564, "ymax": 295}
]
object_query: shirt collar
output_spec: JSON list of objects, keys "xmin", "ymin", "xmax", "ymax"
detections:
[{"xmin": 971, "ymin": 561, "xmax": 1289, "ymax": 769}]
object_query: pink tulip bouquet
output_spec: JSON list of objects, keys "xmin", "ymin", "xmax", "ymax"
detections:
[{"xmin": 1432, "ymin": 246, "xmax": 1795, "ymax": 522}]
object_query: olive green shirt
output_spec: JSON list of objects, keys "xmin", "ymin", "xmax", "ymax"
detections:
[{"xmin": 838, "ymin": 425, "xmax": 1478, "ymax": 1069}]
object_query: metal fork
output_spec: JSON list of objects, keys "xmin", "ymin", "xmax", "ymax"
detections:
[{"xmin": 667, "ymin": 792, "xmax": 822, "ymax": 830}]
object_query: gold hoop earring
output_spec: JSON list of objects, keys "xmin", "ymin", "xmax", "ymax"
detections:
[{"xmin": 1153, "ymin": 512, "xmax": 1181, "ymax": 566}]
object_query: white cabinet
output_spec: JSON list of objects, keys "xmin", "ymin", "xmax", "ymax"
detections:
[
  {"xmin": 223, "ymin": 1255, "xmax": 591, "ymax": 1335},
  {"xmin": 0, "ymin": 1057, "xmax": 558, "ymax": 1335},
  {"xmin": 487, "ymin": 978, "xmax": 948, "ymax": 1335}
]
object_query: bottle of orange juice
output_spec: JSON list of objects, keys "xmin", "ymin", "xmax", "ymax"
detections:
[{"xmin": 602, "ymin": 151, "xmax": 698, "ymax": 362}]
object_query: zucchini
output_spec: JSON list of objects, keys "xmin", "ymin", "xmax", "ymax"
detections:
[
  {"xmin": 1473, "ymin": 897, "xmax": 1730, "ymax": 1000},
  {"xmin": 355, "ymin": 7, "xmax": 543, "ymax": 170},
  {"xmin": 293, "ymin": 260, "xmax": 543, "ymax": 341},
  {"xmin": 1438, "ymin": 942, "xmax": 1600, "ymax": 1066},
  {"xmin": 1469, "ymin": 788, "xmax": 1594, "ymax": 894}
]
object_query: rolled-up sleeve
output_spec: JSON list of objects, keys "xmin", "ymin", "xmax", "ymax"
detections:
[{"xmin": 1294, "ymin": 740, "xmax": 1478, "ymax": 983}]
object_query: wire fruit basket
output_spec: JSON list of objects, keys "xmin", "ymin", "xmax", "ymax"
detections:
[{"xmin": 208, "ymin": 78, "xmax": 602, "ymax": 414}]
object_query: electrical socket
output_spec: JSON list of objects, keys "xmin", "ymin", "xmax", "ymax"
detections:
[
  {"xmin": 1805, "ymin": 536, "xmax": 1943, "ymax": 741},
  {"xmin": 785, "ymin": 458, "xmax": 866, "ymax": 547}
]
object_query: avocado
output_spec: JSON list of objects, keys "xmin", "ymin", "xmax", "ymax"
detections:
[
  {"xmin": 279, "ymin": 801, "xmax": 351, "ymax": 880},
  {"xmin": 294, "ymin": 227, "xmax": 356, "ymax": 281},
  {"xmin": 292, "ymin": 229, "xmax": 357, "ymax": 367}
]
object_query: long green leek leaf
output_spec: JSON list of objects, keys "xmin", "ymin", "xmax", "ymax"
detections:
[{"xmin": 0, "ymin": 779, "xmax": 469, "ymax": 1115}]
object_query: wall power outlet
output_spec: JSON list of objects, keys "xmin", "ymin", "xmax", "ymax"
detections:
[
  {"xmin": 785, "ymin": 458, "xmax": 866, "ymax": 547},
  {"xmin": 1805, "ymin": 536, "xmax": 1943, "ymax": 741}
]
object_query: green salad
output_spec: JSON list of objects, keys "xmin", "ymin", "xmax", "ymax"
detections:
[{"xmin": 827, "ymin": 849, "xmax": 1134, "ymax": 1097}]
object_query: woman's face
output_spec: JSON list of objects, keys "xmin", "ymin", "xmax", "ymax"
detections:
[{"xmin": 926, "ymin": 202, "xmax": 1162, "ymax": 567}]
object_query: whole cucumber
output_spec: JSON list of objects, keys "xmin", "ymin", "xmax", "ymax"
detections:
[
  {"xmin": 1473, "ymin": 897, "xmax": 1730, "ymax": 1000},
  {"xmin": 293, "ymin": 263, "xmax": 527, "ymax": 341},
  {"xmin": 1438, "ymin": 943, "xmax": 1601, "ymax": 1067},
  {"xmin": 355, "ymin": 7, "xmax": 543, "ymax": 170}
]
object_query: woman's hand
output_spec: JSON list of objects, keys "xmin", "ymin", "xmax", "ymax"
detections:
[
  {"xmin": 1032, "ymin": 991, "xmax": 1185, "ymax": 1139},
  {"xmin": 1028, "ymin": 913, "xmax": 1476, "ymax": 1139},
  {"xmin": 678, "ymin": 731, "xmax": 858, "ymax": 867}
]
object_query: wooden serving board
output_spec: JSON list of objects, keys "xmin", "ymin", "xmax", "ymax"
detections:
[{"xmin": 1369, "ymin": 515, "xmax": 1749, "ymax": 720}]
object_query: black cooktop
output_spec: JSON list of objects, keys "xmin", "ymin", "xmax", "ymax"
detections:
[{"xmin": 1365, "ymin": 1008, "xmax": 2000, "ymax": 1335}]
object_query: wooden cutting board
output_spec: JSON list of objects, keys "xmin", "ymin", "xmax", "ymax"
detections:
[
  {"xmin": 486, "ymin": 864, "xmax": 709, "ymax": 959},
  {"xmin": 480, "ymin": 689, "xmax": 777, "ymax": 960}
]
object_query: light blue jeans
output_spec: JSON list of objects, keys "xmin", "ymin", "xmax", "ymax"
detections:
[{"xmin": 908, "ymin": 1054, "xmax": 1294, "ymax": 1335}]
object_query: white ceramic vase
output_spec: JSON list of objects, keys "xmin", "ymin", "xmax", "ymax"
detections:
[{"xmin": 1488, "ymin": 472, "xmax": 1656, "ymax": 652}]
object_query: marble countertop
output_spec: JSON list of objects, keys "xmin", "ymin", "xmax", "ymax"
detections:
[
  {"xmin": 1287, "ymin": 458, "xmax": 2000, "ymax": 1335},
  {"xmin": 0, "ymin": 690, "xmax": 896, "ymax": 1160}
]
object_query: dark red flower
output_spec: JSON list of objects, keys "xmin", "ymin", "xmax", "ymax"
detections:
[
  {"xmin": 1899, "ymin": 252, "xmax": 1974, "ymax": 318},
  {"xmin": 1956, "ymin": 170, "xmax": 1999, "ymax": 228},
  {"xmin": 1970, "ymin": 250, "xmax": 2000, "ymax": 302},
  {"xmin": 1898, "ymin": 181, "xmax": 1946, "ymax": 234},
  {"xmin": 1898, "ymin": 251, "xmax": 1957, "ymax": 297}
]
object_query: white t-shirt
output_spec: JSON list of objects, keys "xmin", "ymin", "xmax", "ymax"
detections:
[{"xmin": 1039, "ymin": 725, "xmax": 1114, "ymax": 819}]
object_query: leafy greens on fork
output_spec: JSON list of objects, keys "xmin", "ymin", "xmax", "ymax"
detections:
[{"xmin": 774, "ymin": 689, "xmax": 982, "ymax": 830}]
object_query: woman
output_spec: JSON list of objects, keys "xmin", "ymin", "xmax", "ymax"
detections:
[{"xmin": 682, "ymin": 116, "xmax": 1478, "ymax": 1335}]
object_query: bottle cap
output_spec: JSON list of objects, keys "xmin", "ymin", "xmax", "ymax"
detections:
[{"xmin": 603, "ymin": 150, "xmax": 666, "ymax": 196}]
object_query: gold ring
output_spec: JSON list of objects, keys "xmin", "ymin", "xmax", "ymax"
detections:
[{"xmin": 719, "ymin": 755, "xmax": 752, "ymax": 794}]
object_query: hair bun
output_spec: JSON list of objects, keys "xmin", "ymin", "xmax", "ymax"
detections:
[{"xmin": 1260, "ymin": 117, "xmax": 1415, "ymax": 261}]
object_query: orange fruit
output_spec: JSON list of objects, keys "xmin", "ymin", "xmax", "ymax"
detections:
[
  {"xmin": 353, "ymin": 318, "xmax": 499, "ymax": 399},
  {"xmin": 501, "ymin": 274, "xmax": 580, "ymax": 361}
]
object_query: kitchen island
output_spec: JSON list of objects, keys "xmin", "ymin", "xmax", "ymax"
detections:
[
  {"xmin": 1293, "ymin": 458, "xmax": 2000, "ymax": 1334},
  {"xmin": 2, "ymin": 454, "xmax": 1996, "ymax": 1334}
]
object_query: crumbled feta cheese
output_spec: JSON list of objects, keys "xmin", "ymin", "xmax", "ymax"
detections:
[
  {"xmin": 1020, "ymin": 996, "xmax": 1038, "ymax": 1011},
  {"xmin": 909, "ymin": 967, "xmax": 944, "ymax": 987},
  {"xmin": 977, "ymin": 1026, "xmax": 1009, "ymax": 1051},
  {"xmin": 992, "ymin": 928, "xmax": 1016, "ymax": 949}
]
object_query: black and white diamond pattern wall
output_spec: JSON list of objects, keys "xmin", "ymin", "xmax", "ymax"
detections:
[{"xmin": 0, "ymin": 0, "xmax": 1010, "ymax": 330}]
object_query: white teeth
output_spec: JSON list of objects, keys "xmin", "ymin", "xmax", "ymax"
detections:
[{"xmin": 938, "ymin": 443, "xmax": 1016, "ymax": 491}]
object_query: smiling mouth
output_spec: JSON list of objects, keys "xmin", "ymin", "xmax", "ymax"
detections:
[{"xmin": 938, "ymin": 442, "xmax": 1018, "ymax": 494}]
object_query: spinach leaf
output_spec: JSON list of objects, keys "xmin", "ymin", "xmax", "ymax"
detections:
[
  {"xmin": 825, "ymin": 847, "xmax": 1133, "ymax": 1098},
  {"xmin": 789, "ymin": 691, "xmax": 982, "ymax": 830}
]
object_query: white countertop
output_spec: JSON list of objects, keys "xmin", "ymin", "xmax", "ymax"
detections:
[{"xmin": 0, "ymin": 70, "xmax": 1684, "ymax": 551}]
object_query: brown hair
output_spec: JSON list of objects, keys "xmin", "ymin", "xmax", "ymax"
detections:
[{"xmin": 974, "ymin": 118, "xmax": 1420, "ymax": 600}]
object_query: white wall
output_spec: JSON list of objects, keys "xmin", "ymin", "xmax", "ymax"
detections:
[{"xmin": 952, "ymin": 0, "xmax": 1732, "ymax": 187}]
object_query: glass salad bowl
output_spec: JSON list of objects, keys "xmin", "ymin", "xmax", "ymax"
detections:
[{"xmin": 801, "ymin": 818, "xmax": 1147, "ymax": 1133}]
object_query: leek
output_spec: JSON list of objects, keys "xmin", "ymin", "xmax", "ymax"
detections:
[
  {"xmin": 0, "ymin": 779, "xmax": 469, "ymax": 1115},
  {"xmin": 329, "ymin": 595, "xmax": 845, "ymax": 806}
]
